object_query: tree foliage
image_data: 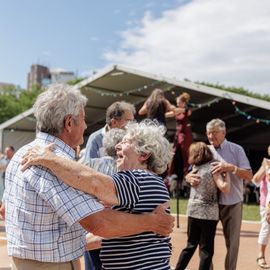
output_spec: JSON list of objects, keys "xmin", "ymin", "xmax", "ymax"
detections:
[
  {"xmin": 67, "ymin": 77, "xmax": 85, "ymax": 85},
  {"xmin": 0, "ymin": 78, "xmax": 86, "ymax": 124},
  {"xmin": 0, "ymin": 85, "xmax": 42, "ymax": 124},
  {"xmin": 195, "ymin": 81, "xmax": 270, "ymax": 102}
]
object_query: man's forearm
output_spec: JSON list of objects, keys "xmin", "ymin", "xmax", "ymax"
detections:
[
  {"xmin": 235, "ymin": 167, "xmax": 253, "ymax": 181},
  {"xmin": 81, "ymin": 208, "xmax": 155, "ymax": 238},
  {"xmin": 80, "ymin": 207, "xmax": 173, "ymax": 238}
]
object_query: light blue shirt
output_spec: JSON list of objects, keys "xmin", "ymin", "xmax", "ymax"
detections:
[
  {"xmin": 210, "ymin": 139, "xmax": 251, "ymax": 205},
  {"xmin": 4, "ymin": 132, "xmax": 104, "ymax": 262},
  {"xmin": 86, "ymin": 156, "xmax": 117, "ymax": 176},
  {"xmin": 84, "ymin": 126, "xmax": 106, "ymax": 161}
]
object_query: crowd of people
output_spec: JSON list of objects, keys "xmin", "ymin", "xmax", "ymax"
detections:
[{"xmin": 0, "ymin": 84, "xmax": 269, "ymax": 270}]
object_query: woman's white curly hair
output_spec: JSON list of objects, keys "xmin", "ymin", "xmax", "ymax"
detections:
[{"xmin": 125, "ymin": 119, "xmax": 173, "ymax": 174}]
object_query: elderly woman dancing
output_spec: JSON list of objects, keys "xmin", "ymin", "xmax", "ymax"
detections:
[{"xmin": 21, "ymin": 119, "xmax": 174, "ymax": 270}]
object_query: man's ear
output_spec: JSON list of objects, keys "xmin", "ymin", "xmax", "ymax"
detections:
[
  {"xmin": 64, "ymin": 115, "xmax": 73, "ymax": 132},
  {"xmin": 110, "ymin": 118, "xmax": 118, "ymax": 128}
]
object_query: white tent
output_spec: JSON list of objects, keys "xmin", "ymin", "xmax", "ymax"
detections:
[
  {"xmin": 1, "ymin": 65, "xmax": 269, "ymax": 167},
  {"xmin": 0, "ymin": 108, "xmax": 36, "ymax": 152}
]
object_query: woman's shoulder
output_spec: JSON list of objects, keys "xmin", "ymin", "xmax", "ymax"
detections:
[{"xmin": 196, "ymin": 162, "xmax": 213, "ymax": 176}]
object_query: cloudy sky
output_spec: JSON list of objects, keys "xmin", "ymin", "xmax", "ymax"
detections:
[{"xmin": 1, "ymin": 0, "xmax": 269, "ymax": 95}]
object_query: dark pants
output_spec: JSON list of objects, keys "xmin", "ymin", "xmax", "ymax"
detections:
[
  {"xmin": 175, "ymin": 216, "xmax": 218, "ymax": 270},
  {"xmin": 84, "ymin": 249, "xmax": 102, "ymax": 270},
  {"xmin": 219, "ymin": 202, "xmax": 242, "ymax": 270}
]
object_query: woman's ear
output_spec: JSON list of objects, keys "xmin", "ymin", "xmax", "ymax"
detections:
[{"xmin": 139, "ymin": 152, "xmax": 151, "ymax": 162}]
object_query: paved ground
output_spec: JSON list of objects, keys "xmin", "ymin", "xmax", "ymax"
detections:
[
  {"xmin": 0, "ymin": 216, "xmax": 265, "ymax": 269},
  {"xmin": 170, "ymin": 216, "xmax": 262, "ymax": 270}
]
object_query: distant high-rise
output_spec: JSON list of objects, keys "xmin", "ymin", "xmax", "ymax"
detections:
[
  {"xmin": 27, "ymin": 64, "xmax": 76, "ymax": 90},
  {"xmin": 27, "ymin": 64, "xmax": 50, "ymax": 90},
  {"xmin": 50, "ymin": 69, "xmax": 76, "ymax": 84}
]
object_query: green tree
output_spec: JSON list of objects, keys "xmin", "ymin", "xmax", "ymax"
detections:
[
  {"xmin": 67, "ymin": 77, "xmax": 85, "ymax": 85},
  {"xmin": 0, "ymin": 85, "xmax": 42, "ymax": 124},
  {"xmin": 0, "ymin": 77, "xmax": 86, "ymax": 124}
]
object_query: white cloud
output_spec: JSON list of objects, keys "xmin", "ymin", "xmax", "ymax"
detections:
[
  {"xmin": 104, "ymin": 0, "xmax": 270, "ymax": 95},
  {"xmin": 90, "ymin": 36, "xmax": 99, "ymax": 42}
]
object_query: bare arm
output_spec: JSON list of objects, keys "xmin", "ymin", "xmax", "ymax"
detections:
[
  {"xmin": 85, "ymin": 233, "xmax": 102, "ymax": 250},
  {"xmin": 165, "ymin": 110, "xmax": 175, "ymax": 118},
  {"xmin": 232, "ymin": 167, "xmax": 253, "ymax": 181},
  {"xmin": 138, "ymin": 101, "xmax": 148, "ymax": 116},
  {"xmin": 165, "ymin": 107, "xmax": 185, "ymax": 118},
  {"xmin": 80, "ymin": 202, "xmax": 174, "ymax": 238},
  {"xmin": 213, "ymin": 172, "xmax": 230, "ymax": 194},
  {"xmin": 21, "ymin": 145, "xmax": 118, "ymax": 205},
  {"xmin": 211, "ymin": 161, "xmax": 253, "ymax": 181},
  {"xmin": 164, "ymin": 99, "xmax": 176, "ymax": 112},
  {"xmin": 263, "ymin": 158, "xmax": 270, "ymax": 181},
  {"xmin": 0, "ymin": 203, "xmax": 5, "ymax": 220},
  {"xmin": 252, "ymin": 164, "xmax": 266, "ymax": 185}
]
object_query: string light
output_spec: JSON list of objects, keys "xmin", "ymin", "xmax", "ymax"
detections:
[
  {"xmin": 84, "ymin": 80, "xmax": 269, "ymax": 125},
  {"xmin": 223, "ymin": 92, "xmax": 270, "ymax": 125},
  {"xmin": 233, "ymin": 103, "xmax": 270, "ymax": 125},
  {"xmin": 189, "ymin": 97, "xmax": 222, "ymax": 109},
  {"xmin": 84, "ymin": 80, "xmax": 170, "ymax": 97}
]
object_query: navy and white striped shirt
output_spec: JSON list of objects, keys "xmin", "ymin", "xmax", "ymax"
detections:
[
  {"xmin": 4, "ymin": 132, "xmax": 104, "ymax": 262},
  {"xmin": 100, "ymin": 170, "xmax": 171, "ymax": 270}
]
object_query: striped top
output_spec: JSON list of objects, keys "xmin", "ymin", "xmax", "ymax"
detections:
[{"xmin": 100, "ymin": 170, "xmax": 171, "ymax": 270}]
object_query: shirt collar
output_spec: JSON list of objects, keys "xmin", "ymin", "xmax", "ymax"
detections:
[
  {"xmin": 215, "ymin": 138, "xmax": 227, "ymax": 150},
  {"xmin": 103, "ymin": 125, "xmax": 109, "ymax": 135},
  {"xmin": 36, "ymin": 132, "xmax": 76, "ymax": 159}
]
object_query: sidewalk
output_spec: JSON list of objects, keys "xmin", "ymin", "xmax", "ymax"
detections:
[
  {"xmin": 170, "ymin": 216, "xmax": 261, "ymax": 269},
  {"xmin": 0, "ymin": 217, "xmax": 262, "ymax": 269}
]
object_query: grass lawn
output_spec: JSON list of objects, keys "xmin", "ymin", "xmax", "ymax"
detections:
[{"xmin": 170, "ymin": 198, "xmax": 260, "ymax": 221}]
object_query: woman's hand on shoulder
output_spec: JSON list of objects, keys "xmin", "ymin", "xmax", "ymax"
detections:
[
  {"xmin": 185, "ymin": 171, "xmax": 201, "ymax": 187},
  {"xmin": 20, "ymin": 143, "xmax": 55, "ymax": 171}
]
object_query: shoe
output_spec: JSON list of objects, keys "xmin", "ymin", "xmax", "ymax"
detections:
[{"xmin": 256, "ymin": 257, "xmax": 270, "ymax": 269}]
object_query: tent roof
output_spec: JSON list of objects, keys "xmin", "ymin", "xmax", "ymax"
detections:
[
  {"xmin": 1, "ymin": 65, "xmax": 269, "ymax": 154},
  {"xmin": 0, "ymin": 107, "xmax": 35, "ymax": 132}
]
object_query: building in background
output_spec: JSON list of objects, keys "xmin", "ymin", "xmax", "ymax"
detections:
[
  {"xmin": 0, "ymin": 82, "xmax": 16, "ymax": 90},
  {"xmin": 50, "ymin": 69, "xmax": 76, "ymax": 84},
  {"xmin": 27, "ymin": 64, "xmax": 75, "ymax": 89},
  {"xmin": 27, "ymin": 64, "xmax": 50, "ymax": 90}
]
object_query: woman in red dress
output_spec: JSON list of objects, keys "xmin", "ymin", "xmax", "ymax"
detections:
[{"xmin": 166, "ymin": 92, "xmax": 193, "ymax": 181}]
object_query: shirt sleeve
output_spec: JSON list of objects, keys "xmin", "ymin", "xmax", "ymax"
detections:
[
  {"xmin": 24, "ymin": 167, "xmax": 104, "ymax": 227},
  {"xmin": 111, "ymin": 171, "xmax": 140, "ymax": 208},
  {"xmin": 85, "ymin": 131, "xmax": 106, "ymax": 161},
  {"xmin": 235, "ymin": 145, "xmax": 251, "ymax": 170},
  {"xmin": 86, "ymin": 138, "xmax": 99, "ymax": 159}
]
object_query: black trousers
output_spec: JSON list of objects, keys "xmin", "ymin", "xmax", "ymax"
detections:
[{"xmin": 175, "ymin": 216, "xmax": 218, "ymax": 270}]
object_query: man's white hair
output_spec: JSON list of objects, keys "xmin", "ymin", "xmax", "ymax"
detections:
[
  {"xmin": 206, "ymin": 118, "xmax": 226, "ymax": 131},
  {"xmin": 34, "ymin": 84, "xmax": 87, "ymax": 136}
]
